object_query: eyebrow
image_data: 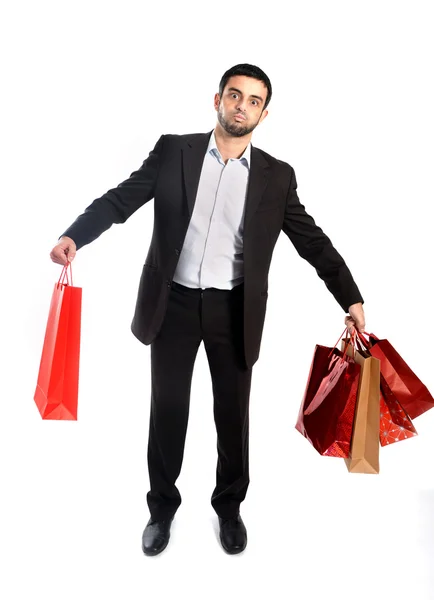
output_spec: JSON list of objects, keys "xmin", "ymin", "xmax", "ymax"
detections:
[{"xmin": 227, "ymin": 87, "xmax": 264, "ymax": 103}]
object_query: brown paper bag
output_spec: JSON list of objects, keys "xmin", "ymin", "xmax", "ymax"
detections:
[{"xmin": 341, "ymin": 340, "xmax": 381, "ymax": 474}]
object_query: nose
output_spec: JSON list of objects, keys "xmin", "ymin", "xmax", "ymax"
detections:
[{"xmin": 235, "ymin": 100, "xmax": 248, "ymax": 113}]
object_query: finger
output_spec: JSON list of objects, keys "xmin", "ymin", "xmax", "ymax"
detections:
[
  {"xmin": 50, "ymin": 251, "xmax": 68, "ymax": 266},
  {"xmin": 344, "ymin": 320, "xmax": 355, "ymax": 334}
]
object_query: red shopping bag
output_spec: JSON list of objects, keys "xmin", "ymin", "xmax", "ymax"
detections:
[
  {"xmin": 357, "ymin": 331, "xmax": 434, "ymax": 420},
  {"xmin": 34, "ymin": 261, "xmax": 82, "ymax": 420},
  {"xmin": 379, "ymin": 373, "xmax": 417, "ymax": 446},
  {"xmin": 350, "ymin": 331, "xmax": 418, "ymax": 447},
  {"xmin": 296, "ymin": 329, "xmax": 361, "ymax": 457}
]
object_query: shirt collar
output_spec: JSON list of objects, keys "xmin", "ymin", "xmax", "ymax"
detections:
[{"xmin": 207, "ymin": 129, "xmax": 251, "ymax": 168}]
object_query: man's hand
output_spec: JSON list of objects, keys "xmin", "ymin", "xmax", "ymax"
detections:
[
  {"xmin": 345, "ymin": 302, "xmax": 365, "ymax": 334},
  {"xmin": 50, "ymin": 236, "xmax": 77, "ymax": 265}
]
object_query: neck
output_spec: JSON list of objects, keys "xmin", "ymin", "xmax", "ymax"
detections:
[{"xmin": 213, "ymin": 123, "xmax": 252, "ymax": 160}]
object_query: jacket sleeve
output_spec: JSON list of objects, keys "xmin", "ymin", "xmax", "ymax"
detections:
[
  {"xmin": 58, "ymin": 134, "xmax": 164, "ymax": 250},
  {"xmin": 281, "ymin": 165, "xmax": 364, "ymax": 312}
]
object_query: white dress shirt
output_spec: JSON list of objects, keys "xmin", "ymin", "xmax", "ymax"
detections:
[{"xmin": 173, "ymin": 129, "xmax": 251, "ymax": 290}]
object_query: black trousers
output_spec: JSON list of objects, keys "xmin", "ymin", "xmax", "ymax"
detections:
[{"xmin": 146, "ymin": 280, "xmax": 252, "ymax": 520}]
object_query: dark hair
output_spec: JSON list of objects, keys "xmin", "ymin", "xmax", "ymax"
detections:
[{"xmin": 218, "ymin": 63, "xmax": 272, "ymax": 110}]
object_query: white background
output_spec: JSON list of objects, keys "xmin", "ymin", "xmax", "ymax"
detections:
[{"xmin": 1, "ymin": 0, "xmax": 433, "ymax": 598}]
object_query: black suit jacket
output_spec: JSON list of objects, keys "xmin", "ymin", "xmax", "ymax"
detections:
[{"xmin": 59, "ymin": 130, "xmax": 364, "ymax": 368}]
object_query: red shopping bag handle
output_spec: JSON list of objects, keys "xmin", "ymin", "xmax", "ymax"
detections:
[
  {"xmin": 57, "ymin": 259, "xmax": 73, "ymax": 288},
  {"xmin": 329, "ymin": 327, "xmax": 357, "ymax": 361},
  {"xmin": 349, "ymin": 329, "xmax": 368, "ymax": 352},
  {"xmin": 353, "ymin": 329, "xmax": 379, "ymax": 349}
]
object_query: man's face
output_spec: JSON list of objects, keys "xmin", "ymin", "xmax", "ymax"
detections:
[{"xmin": 214, "ymin": 75, "xmax": 269, "ymax": 137}]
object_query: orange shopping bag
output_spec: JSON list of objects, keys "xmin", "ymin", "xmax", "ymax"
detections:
[{"xmin": 34, "ymin": 261, "xmax": 82, "ymax": 420}]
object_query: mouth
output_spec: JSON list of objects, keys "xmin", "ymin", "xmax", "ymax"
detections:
[{"xmin": 234, "ymin": 114, "xmax": 246, "ymax": 121}]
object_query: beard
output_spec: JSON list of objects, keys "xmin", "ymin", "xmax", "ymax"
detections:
[{"xmin": 217, "ymin": 105, "xmax": 260, "ymax": 137}]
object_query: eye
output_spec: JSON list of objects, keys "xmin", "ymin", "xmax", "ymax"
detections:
[
  {"xmin": 251, "ymin": 100, "xmax": 258, "ymax": 106},
  {"xmin": 231, "ymin": 93, "xmax": 238, "ymax": 99}
]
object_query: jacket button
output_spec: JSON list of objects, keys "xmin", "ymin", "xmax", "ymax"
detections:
[
  {"xmin": 175, "ymin": 249, "xmax": 179, "ymax": 255},
  {"xmin": 166, "ymin": 280, "xmax": 171, "ymax": 287}
]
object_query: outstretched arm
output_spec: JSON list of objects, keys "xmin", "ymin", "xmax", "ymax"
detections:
[
  {"xmin": 57, "ymin": 134, "xmax": 165, "ymax": 251},
  {"xmin": 281, "ymin": 166, "xmax": 365, "ymax": 321}
]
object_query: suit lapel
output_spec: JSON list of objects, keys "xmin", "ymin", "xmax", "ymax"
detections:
[
  {"xmin": 181, "ymin": 131, "xmax": 271, "ymax": 232},
  {"xmin": 182, "ymin": 132, "xmax": 212, "ymax": 218},
  {"xmin": 243, "ymin": 146, "xmax": 270, "ymax": 232}
]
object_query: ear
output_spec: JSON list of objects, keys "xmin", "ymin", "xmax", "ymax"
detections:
[
  {"xmin": 213, "ymin": 93, "xmax": 220, "ymax": 111},
  {"xmin": 259, "ymin": 109, "xmax": 269, "ymax": 123}
]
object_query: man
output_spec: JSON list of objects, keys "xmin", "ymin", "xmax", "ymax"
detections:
[{"xmin": 50, "ymin": 64, "xmax": 365, "ymax": 556}]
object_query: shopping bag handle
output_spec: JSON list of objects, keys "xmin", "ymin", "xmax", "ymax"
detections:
[
  {"xmin": 329, "ymin": 327, "xmax": 356, "ymax": 361},
  {"xmin": 353, "ymin": 329, "xmax": 379, "ymax": 349},
  {"xmin": 57, "ymin": 259, "xmax": 73, "ymax": 287},
  {"xmin": 348, "ymin": 329, "xmax": 368, "ymax": 352},
  {"xmin": 304, "ymin": 329, "xmax": 356, "ymax": 417}
]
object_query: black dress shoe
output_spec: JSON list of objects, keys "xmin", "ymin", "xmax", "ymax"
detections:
[
  {"xmin": 142, "ymin": 516, "xmax": 174, "ymax": 556},
  {"xmin": 218, "ymin": 514, "xmax": 247, "ymax": 554}
]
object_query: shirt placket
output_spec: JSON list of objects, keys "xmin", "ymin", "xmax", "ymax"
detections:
[{"xmin": 199, "ymin": 152, "xmax": 228, "ymax": 289}]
